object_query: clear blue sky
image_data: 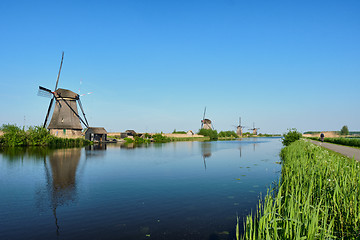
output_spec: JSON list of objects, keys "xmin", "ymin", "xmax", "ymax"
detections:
[{"xmin": 1, "ymin": 0, "xmax": 359, "ymax": 134}]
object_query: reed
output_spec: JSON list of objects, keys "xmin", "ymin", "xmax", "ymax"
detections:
[
  {"xmin": 240, "ymin": 139, "xmax": 360, "ymax": 239},
  {"xmin": 0, "ymin": 124, "xmax": 91, "ymax": 147}
]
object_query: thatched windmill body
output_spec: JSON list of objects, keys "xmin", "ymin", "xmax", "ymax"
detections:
[
  {"xmin": 200, "ymin": 107, "xmax": 213, "ymax": 130},
  {"xmin": 236, "ymin": 117, "xmax": 246, "ymax": 137},
  {"xmin": 38, "ymin": 52, "xmax": 89, "ymax": 138},
  {"xmin": 249, "ymin": 122, "xmax": 260, "ymax": 135}
]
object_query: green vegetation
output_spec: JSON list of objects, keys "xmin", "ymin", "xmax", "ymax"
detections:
[
  {"xmin": 239, "ymin": 140, "xmax": 360, "ymax": 239},
  {"xmin": 168, "ymin": 136, "xmax": 209, "ymax": 142},
  {"xmin": 0, "ymin": 124, "xmax": 91, "ymax": 147},
  {"xmin": 340, "ymin": 125, "xmax": 349, "ymax": 135},
  {"xmin": 282, "ymin": 128, "xmax": 302, "ymax": 146},
  {"xmin": 124, "ymin": 134, "xmax": 171, "ymax": 144},
  {"xmin": 198, "ymin": 129, "xmax": 218, "ymax": 140},
  {"xmin": 172, "ymin": 130, "xmax": 187, "ymax": 134},
  {"xmin": 152, "ymin": 133, "xmax": 171, "ymax": 143},
  {"xmin": 218, "ymin": 130, "xmax": 238, "ymax": 138},
  {"xmin": 303, "ymin": 131, "xmax": 321, "ymax": 134},
  {"xmin": 309, "ymin": 136, "xmax": 360, "ymax": 148},
  {"xmin": 258, "ymin": 133, "xmax": 281, "ymax": 137}
]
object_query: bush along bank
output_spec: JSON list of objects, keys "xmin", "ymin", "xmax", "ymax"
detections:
[
  {"xmin": 239, "ymin": 139, "xmax": 360, "ymax": 239},
  {"xmin": 198, "ymin": 129, "xmax": 218, "ymax": 140},
  {"xmin": 309, "ymin": 136, "xmax": 360, "ymax": 148},
  {"xmin": 124, "ymin": 134, "xmax": 171, "ymax": 144},
  {"xmin": 0, "ymin": 124, "xmax": 91, "ymax": 147}
]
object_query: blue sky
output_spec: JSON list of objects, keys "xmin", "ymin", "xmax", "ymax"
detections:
[{"xmin": 1, "ymin": 0, "xmax": 359, "ymax": 134}]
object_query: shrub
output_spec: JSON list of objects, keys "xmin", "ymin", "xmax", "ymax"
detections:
[
  {"xmin": 0, "ymin": 124, "xmax": 90, "ymax": 147},
  {"xmin": 124, "ymin": 137, "xmax": 134, "ymax": 143},
  {"xmin": 218, "ymin": 130, "xmax": 238, "ymax": 138},
  {"xmin": 282, "ymin": 128, "xmax": 302, "ymax": 146},
  {"xmin": 172, "ymin": 129, "xmax": 187, "ymax": 134},
  {"xmin": 198, "ymin": 129, "xmax": 218, "ymax": 140},
  {"xmin": 152, "ymin": 134, "xmax": 171, "ymax": 143}
]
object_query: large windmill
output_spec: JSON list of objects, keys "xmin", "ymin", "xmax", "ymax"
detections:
[
  {"xmin": 249, "ymin": 122, "xmax": 260, "ymax": 135},
  {"xmin": 38, "ymin": 52, "xmax": 89, "ymax": 138},
  {"xmin": 200, "ymin": 107, "xmax": 213, "ymax": 130},
  {"xmin": 236, "ymin": 117, "xmax": 246, "ymax": 137}
]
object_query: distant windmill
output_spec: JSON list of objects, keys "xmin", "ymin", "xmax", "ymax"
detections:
[
  {"xmin": 200, "ymin": 107, "xmax": 213, "ymax": 130},
  {"xmin": 38, "ymin": 52, "xmax": 89, "ymax": 137},
  {"xmin": 249, "ymin": 122, "xmax": 260, "ymax": 135},
  {"xmin": 236, "ymin": 117, "xmax": 246, "ymax": 137}
]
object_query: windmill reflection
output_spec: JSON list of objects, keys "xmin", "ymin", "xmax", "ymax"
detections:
[
  {"xmin": 43, "ymin": 148, "xmax": 81, "ymax": 236},
  {"xmin": 200, "ymin": 142, "xmax": 212, "ymax": 170}
]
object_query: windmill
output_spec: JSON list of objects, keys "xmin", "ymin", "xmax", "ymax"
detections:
[
  {"xmin": 200, "ymin": 107, "xmax": 213, "ymax": 130},
  {"xmin": 38, "ymin": 52, "xmax": 89, "ymax": 138},
  {"xmin": 249, "ymin": 122, "xmax": 260, "ymax": 135},
  {"xmin": 236, "ymin": 117, "xmax": 246, "ymax": 137}
]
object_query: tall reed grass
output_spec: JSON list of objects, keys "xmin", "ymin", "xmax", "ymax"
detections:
[
  {"xmin": 0, "ymin": 124, "xmax": 91, "ymax": 147},
  {"xmin": 240, "ymin": 139, "xmax": 360, "ymax": 239}
]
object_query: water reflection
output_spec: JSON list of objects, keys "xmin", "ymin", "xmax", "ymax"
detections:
[
  {"xmin": 201, "ymin": 142, "xmax": 212, "ymax": 170},
  {"xmin": 44, "ymin": 148, "xmax": 81, "ymax": 236},
  {"xmin": 0, "ymin": 138, "xmax": 283, "ymax": 240},
  {"xmin": 85, "ymin": 143, "xmax": 107, "ymax": 159}
]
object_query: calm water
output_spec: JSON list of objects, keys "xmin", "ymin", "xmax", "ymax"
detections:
[{"xmin": 0, "ymin": 138, "xmax": 282, "ymax": 240}]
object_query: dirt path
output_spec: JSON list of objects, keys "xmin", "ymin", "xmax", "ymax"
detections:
[{"xmin": 309, "ymin": 139, "xmax": 360, "ymax": 161}]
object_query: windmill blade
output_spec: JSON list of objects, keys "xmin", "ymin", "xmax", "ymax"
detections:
[
  {"xmin": 38, "ymin": 86, "xmax": 53, "ymax": 98},
  {"xmin": 59, "ymin": 96, "xmax": 89, "ymax": 128},
  {"xmin": 80, "ymin": 92, "xmax": 93, "ymax": 97},
  {"xmin": 201, "ymin": 107, "xmax": 206, "ymax": 128},
  {"xmin": 54, "ymin": 52, "xmax": 64, "ymax": 91},
  {"xmin": 39, "ymin": 86, "xmax": 53, "ymax": 93},
  {"xmin": 78, "ymin": 98, "xmax": 89, "ymax": 127},
  {"xmin": 43, "ymin": 97, "xmax": 55, "ymax": 128}
]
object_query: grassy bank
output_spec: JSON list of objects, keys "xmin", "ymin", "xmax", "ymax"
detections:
[
  {"xmin": 309, "ymin": 136, "xmax": 360, "ymax": 148},
  {"xmin": 0, "ymin": 124, "xmax": 91, "ymax": 147},
  {"xmin": 240, "ymin": 139, "xmax": 360, "ymax": 239},
  {"xmin": 169, "ymin": 136, "xmax": 209, "ymax": 141}
]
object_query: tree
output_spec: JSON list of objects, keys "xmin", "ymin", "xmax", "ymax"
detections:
[
  {"xmin": 340, "ymin": 125, "xmax": 349, "ymax": 135},
  {"xmin": 198, "ymin": 129, "xmax": 218, "ymax": 140},
  {"xmin": 282, "ymin": 128, "xmax": 302, "ymax": 146}
]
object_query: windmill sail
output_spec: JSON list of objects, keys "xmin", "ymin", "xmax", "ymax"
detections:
[
  {"xmin": 38, "ymin": 52, "xmax": 90, "ymax": 138},
  {"xmin": 43, "ymin": 52, "xmax": 64, "ymax": 128}
]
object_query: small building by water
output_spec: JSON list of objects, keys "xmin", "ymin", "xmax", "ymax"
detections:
[{"xmin": 85, "ymin": 127, "xmax": 108, "ymax": 142}]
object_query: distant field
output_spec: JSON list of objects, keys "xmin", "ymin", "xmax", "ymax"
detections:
[{"xmin": 303, "ymin": 131, "xmax": 360, "ymax": 135}]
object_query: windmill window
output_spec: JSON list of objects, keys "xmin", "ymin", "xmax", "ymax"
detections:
[{"xmin": 61, "ymin": 118, "xmax": 64, "ymax": 123}]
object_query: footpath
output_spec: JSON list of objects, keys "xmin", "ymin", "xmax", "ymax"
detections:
[{"xmin": 309, "ymin": 139, "xmax": 360, "ymax": 162}]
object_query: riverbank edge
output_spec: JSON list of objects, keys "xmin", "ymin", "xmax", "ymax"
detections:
[{"xmin": 238, "ymin": 139, "xmax": 360, "ymax": 239}]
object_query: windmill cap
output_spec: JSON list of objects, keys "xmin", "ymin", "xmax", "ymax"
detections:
[
  {"xmin": 55, "ymin": 88, "xmax": 79, "ymax": 99},
  {"xmin": 203, "ymin": 119, "xmax": 212, "ymax": 123}
]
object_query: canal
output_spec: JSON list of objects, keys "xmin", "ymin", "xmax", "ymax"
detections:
[{"xmin": 0, "ymin": 137, "xmax": 282, "ymax": 240}]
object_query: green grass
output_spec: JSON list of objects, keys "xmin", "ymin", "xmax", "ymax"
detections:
[
  {"xmin": 168, "ymin": 136, "xmax": 209, "ymax": 141},
  {"xmin": 240, "ymin": 139, "xmax": 360, "ymax": 239}
]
